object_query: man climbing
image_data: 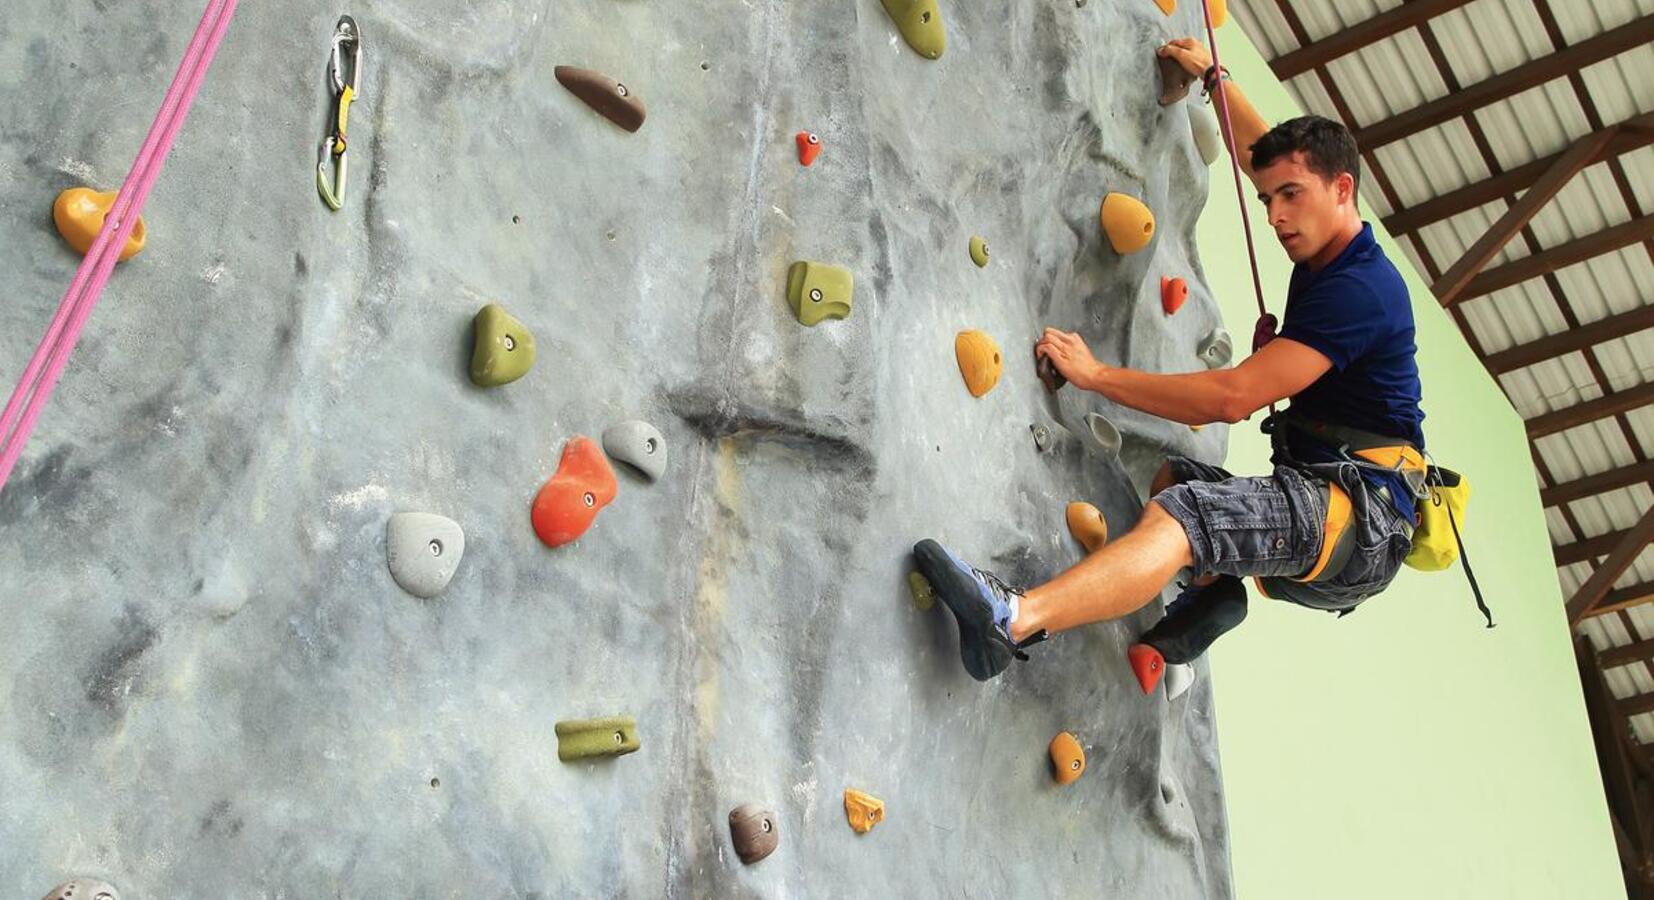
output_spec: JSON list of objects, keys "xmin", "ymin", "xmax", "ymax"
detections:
[{"xmin": 913, "ymin": 38, "xmax": 1429, "ymax": 685}]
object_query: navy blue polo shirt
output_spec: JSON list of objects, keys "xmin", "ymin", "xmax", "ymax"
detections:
[{"xmin": 1274, "ymin": 222, "xmax": 1426, "ymax": 524}]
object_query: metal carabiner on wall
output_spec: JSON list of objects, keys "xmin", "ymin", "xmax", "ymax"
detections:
[{"xmin": 316, "ymin": 15, "xmax": 362, "ymax": 211}]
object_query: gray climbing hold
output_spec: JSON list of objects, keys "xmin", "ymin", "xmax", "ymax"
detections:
[
  {"xmin": 602, "ymin": 419, "xmax": 668, "ymax": 481},
  {"xmin": 1198, "ymin": 328, "xmax": 1233, "ymax": 369},
  {"xmin": 1188, "ymin": 103, "xmax": 1222, "ymax": 166},
  {"xmin": 1031, "ymin": 423, "xmax": 1054, "ymax": 453},
  {"xmin": 1085, "ymin": 412, "xmax": 1121, "ymax": 456},
  {"xmin": 1165, "ymin": 663, "xmax": 1194, "ymax": 700},
  {"xmin": 41, "ymin": 881, "xmax": 120, "ymax": 900},
  {"xmin": 386, "ymin": 512, "xmax": 466, "ymax": 599}
]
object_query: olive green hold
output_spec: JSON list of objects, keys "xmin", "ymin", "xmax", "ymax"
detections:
[
  {"xmin": 969, "ymin": 236, "xmax": 990, "ymax": 268},
  {"xmin": 880, "ymin": 0, "xmax": 945, "ymax": 60},
  {"xmin": 786, "ymin": 261, "xmax": 854, "ymax": 326},
  {"xmin": 908, "ymin": 571, "xmax": 936, "ymax": 611},
  {"xmin": 555, "ymin": 716, "xmax": 641, "ymax": 762},
  {"xmin": 469, "ymin": 303, "xmax": 537, "ymax": 387}
]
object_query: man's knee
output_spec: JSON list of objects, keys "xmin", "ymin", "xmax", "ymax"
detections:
[{"xmin": 1151, "ymin": 460, "xmax": 1179, "ymax": 496}]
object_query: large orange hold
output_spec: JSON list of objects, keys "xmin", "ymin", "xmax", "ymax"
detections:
[
  {"xmin": 53, "ymin": 187, "xmax": 146, "ymax": 262},
  {"xmin": 1161, "ymin": 276, "xmax": 1188, "ymax": 315},
  {"xmin": 1049, "ymin": 731, "xmax": 1086, "ymax": 785},
  {"xmin": 1128, "ymin": 642, "xmax": 1165, "ymax": 694},
  {"xmin": 1099, "ymin": 192, "xmax": 1155, "ymax": 255},
  {"xmin": 532, "ymin": 436, "xmax": 619, "ymax": 548},
  {"xmin": 955, "ymin": 330, "xmax": 1003, "ymax": 398},
  {"xmin": 1065, "ymin": 501, "xmax": 1108, "ymax": 554}
]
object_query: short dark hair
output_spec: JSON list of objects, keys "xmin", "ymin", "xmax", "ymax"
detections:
[{"xmin": 1249, "ymin": 115, "xmax": 1361, "ymax": 196}]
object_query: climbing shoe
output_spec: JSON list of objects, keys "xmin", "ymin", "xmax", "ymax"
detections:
[
  {"xmin": 912, "ymin": 539, "xmax": 1048, "ymax": 681},
  {"xmin": 1138, "ymin": 574, "xmax": 1248, "ymax": 665}
]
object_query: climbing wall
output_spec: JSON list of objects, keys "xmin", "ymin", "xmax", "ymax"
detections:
[{"xmin": 0, "ymin": 0, "xmax": 1236, "ymax": 895}]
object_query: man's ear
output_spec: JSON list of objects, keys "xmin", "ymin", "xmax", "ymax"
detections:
[{"xmin": 1337, "ymin": 171, "xmax": 1356, "ymax": 206}]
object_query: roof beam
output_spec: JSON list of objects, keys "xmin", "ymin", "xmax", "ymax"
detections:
[
  {"xmin": 1448, "ymin": 214, "xmax": 1654, "ymax": 305},
  {"xmin": 1431, "ymin": 127, "xmax": 1619, "ymax": 306},
  {"xmin": 1582, "ymin": 581, "xmax": 1654, "ymax": 622},
  {"xmin": 1268, "ymin": 0, "xmax": 1478, "ymax": 80},
  {"xmin": 1384, "ymin": 112, "xmax": 1654, "ymax": 236},
  {"xmin": 1568, "ymin": 505, "xmax": 1654, "ymax": 624},
  {"xmin": 1486, "ymin": 304, "xmax": 1654, "ymax": 376},
  {"xmin": 1528, "ymin": 382, "xmax": 1654, "ymax": 440},
  {"xmin": 1620, "ymin": 688, "xmax": 1654, "ymax": 720},
  {"xmin": 1602, "ymin": 637, "xmax": 1654, "ymax": 669},
  {"xmin": 1542, "ymin": 459, "xmax": 1654, "ymax": 508},
  {"xmin": 1353, "ymin": 14, "xmax": 1654, "ymax": 150}
]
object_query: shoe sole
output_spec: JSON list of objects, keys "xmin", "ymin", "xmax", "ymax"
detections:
[{"xmin": 913, "ymin": 539, "xmax": 1012, "ymax": 681}]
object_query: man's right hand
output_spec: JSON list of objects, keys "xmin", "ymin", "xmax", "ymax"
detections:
[{"xmin": 1158, "ymin": 38, "xmax": 1213, "ymax": 79}]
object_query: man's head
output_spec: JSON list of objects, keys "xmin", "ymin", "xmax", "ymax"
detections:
[{"xmin": 1249, "ymin": 116, "xmax": 1362, "ymax": 266}]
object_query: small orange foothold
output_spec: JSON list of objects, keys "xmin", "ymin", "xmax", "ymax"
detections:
[
  {"xmin": 1128, "ymin": 643, "xmax": 1166, "ymax": 694},
  {"xmin": 53, "ymin": 187, "xmax": 146, "ymax": 261},
  {"xmin": 796, "ymin": 131, "xmax": 822, "ymax": 166},
  {"xmin": 844, "ymin": 788, "xmax": 885, "ymax": 834},
  {"xmin": 955, "ymin": 330, "xmax": 1003, "ymax": 398},
  {"xmin": 532, "ymin": 436, "xmax": 619, "ymax": 548},
  {"xmin": 1065, "ymin": 502, "xmax": 1109, "ymax": 554},
  {"xmin": 1049, "ymin": 731, "xmax": 1087, "ymax": 785},
  {"xmin": 1161, "ymin": 276, "xmax": 1188, "ymax": 315}
]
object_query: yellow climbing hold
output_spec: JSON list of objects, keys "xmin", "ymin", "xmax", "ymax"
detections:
[
  {"xmin": 1153, "ymin": 0, "xmax": 1175, "ymax": 15},
  {"xmin": 53, "ymin": 187, "xmax": 146, "ymax": 262},
  {"xmin": 1211, "ymin": 0, "xmax": 1229, "ymax": 27},
  {"xmin": 1065, "ymin": 502, "xmax": 1108, "ymax": 554},
  {"xmin": 1100, "ymin": 193, "xmax": 1155, "ymax": 255},
  {"xmin": 908, "ymin": 572, "xmax": 936, "ymax": 611},
  {"xmin": 955, "ymin": 330, "xmax": 1003, "ymax": 398},
  {"xmin": 879, "ymin": 0, "xmax": 946, "ymax": 60},
  {"xmin": 844, "ymin": 788, "xmax": 886, "ymax": 834}
]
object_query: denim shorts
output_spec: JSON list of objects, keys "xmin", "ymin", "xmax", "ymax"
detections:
[{"xmin": 1151, "ymin": 455, "xmax": 1415, "ymax": 611}]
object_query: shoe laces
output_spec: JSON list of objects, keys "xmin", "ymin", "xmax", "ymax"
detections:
[{"xmin": 970, "ymin": 565, "xmax": 1048, "ymax": 659}]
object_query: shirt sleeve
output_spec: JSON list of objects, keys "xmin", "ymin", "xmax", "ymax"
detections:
[{"xmin": 1278, "ymin": 274, "xmax": 1391, "ymax": 372}]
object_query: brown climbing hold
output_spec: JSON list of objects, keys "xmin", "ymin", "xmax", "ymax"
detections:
[
  {"xmin": 555, "ymin": 65, "xmax": 646, "ymax": 132},
  {"xmin": 1035, "ymin": 347, "xmax": 1067, "ymax": 393},
  {"xmin": 729, "ymin": 804, "xmax": 780, "ymax": 864},
  {"xmin": 955, "ymin": 330, "xmax": 1003, "ymax": 398},
  {"xmin": 1158, "ymin": 54, "xmax": 1196, "ymax": 106},
  {"xmin": 1049, "ymin": 731, "xmax": 1087, "ymax": 785},
  {"xmin": 1100, "ymin": 193, "xmax": 1155, "ymax": 255},
  {"xmin": 1161, "ymin": 276, "xmax": 1188, "ymax": 315},
  {"xmin": 531, "ymin": 436, "xmax": 619, "ymax": 548},
  {"xmin": 908, "ymin": 571, "xmax": 936, "ymax": 611},
  {"xmin": 1065, "ymin": 501, "xmax": 1108, "ymax": 554},
  {"xmin": 844, "ymin": 788, "xmax": 886, "ymax": 834},
  {"xmin": 796, "ymin": 131, "xmax": 822, "ymax": 166},
  {"xmin": 53, "ymin": 187, "xmax": 146, "ymax": 261}
]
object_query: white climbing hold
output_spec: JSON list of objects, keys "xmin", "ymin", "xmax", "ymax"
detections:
[
  {"xmin": 1085, "ymin": 412, "xmax": 1121, "ymax": 456},
  {"xmin": 386, "ymin": 512, "xmax": 466, "ymax": 599},
  {"xmin": 1198, "ymin": 328, "xmax": 1233, "ymax": 369},
  {"xmin": 42, "ymin": 881, "xmax": 120, "ymax": 900},
  {"xmin": 603, "ymin": 419, "xmax": 669, "ymax": 481},
  {"xmin": 1188, "ymin": 103, "xmax": 1222, "ymax": 166},
  {"xmin": 1165, "ymin": 663, "xmax": 1194, "ymax": 700}
]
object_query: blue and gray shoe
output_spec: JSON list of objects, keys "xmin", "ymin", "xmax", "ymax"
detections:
[{"xmin": 913, "ymin": 539, "xmax": 1049, "ymax": 681}]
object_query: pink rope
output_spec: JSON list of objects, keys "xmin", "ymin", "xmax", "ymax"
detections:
[{"xmin": 0, "ymin": 0, "xmax": 238, "ymax": 492}]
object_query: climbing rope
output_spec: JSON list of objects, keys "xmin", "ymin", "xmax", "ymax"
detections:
[{"xmin": 0, "ymin": 0, "xmax": 238, "ymax": 493}]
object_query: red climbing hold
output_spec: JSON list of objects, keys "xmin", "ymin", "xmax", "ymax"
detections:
[
  {"xmin": 532, "ymin": 436, "xmax": 619, "ymax": 548},
  {"xmin": 796, "ymin": 131, "xmax": 822, "ymax": 167},
  {"xmin": 1128, "ymin": 643, "xmax": 1166, "ymax": 694},
  {"xmin": 1161, "ymin": 276, "xmax": 1188, "ymax": 316}
]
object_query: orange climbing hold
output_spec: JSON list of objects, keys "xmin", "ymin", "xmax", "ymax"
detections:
[
  {"xmin": 1099, "ymin": 193, "xmax": 1155, "ymax": 255},
  {"xmin": 1210, "ymin": 0, "xmax": 1229, "ymax": 28},
  {"xmin": 53, "ymin": 187, "xmax": 147, "ymax": 262},
  {"xmin": 1128, "ymin": 643, "xmax": 1166, "ymax": 694},
  {"xmin": 532, "ymin": 436, "xmax": 619, "ymax": 548},
  {"xmin": 796, "ymin": 131, "xmax": 822, "ymax": 167},
  {"xmin": 955, "ymin": 330, "xmax": 1003, "ymax": 398},
  {"xmin": 844, "ymin": 788, "xmax": 885, "ymax": 834},
  {"xmin": 1049, "ymin": 731, "xmax": 1087, "ymax": 785},
  {"xmin": 1161, "ymin": 276, "xmax": 1188, "ymax": 315},
  {"xmin": 1065, "ymin": 502, "xmax": 1108, "ymax": 554},
  {"xmin": 1153, "ymin": 0, "xmax": 1176, "ymax": 15}
]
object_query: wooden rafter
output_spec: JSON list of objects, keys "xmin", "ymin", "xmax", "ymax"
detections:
[
  {"xmin": 1527, "ymin": 382, "xmax": 1654, "ymax": 440},
  {"xmin": 1566, "ymin": 505, "xmax": 1654, "ymax": 624},
  {"xmin": 1602, "ymin": 637, "xmax": 1654, "ymax": 669},
  {"xmin": 1267, "ymin": 0, "xmax": 1478, "ymax": 80},
  {"xmin": 1450, "ymin": 215, "xmax": 1654, "ymax": 305},
  {"xmin": 1582, "ymin": 582, "xmax": 1654, "ymax": 622},
  {"xmin": 1487, "ymin": 305, "xmax": 1654, "ymax": 377}
]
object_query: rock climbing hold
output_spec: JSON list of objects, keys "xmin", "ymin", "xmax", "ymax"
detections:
[
  {"xmin": 554, "ymin": 65, "xmax": 646, "ymax": 132},
  {"xmin": 786, "ymin": 261, "xmax": 854, "ymax": 326},
  {"xmin": 879, "ymin": 0, "xmax": 945, "ymax": 60},
  {"xmin": 1153, "ymin": 0, "xmax": 1175, "ymax": 14},
  {"xmin": 386, "ymin": 512, "xmax": 466, "ymax": 599},
  {"xmin": 41, "ymin": 880, "xmax": 119, "ymax": 900},
  {"xmin": 1065, "ymin": 501, "xmax": 1108, "ymax": 554},
  {"xmin": 1128, "ymin": 643, "xmax": 1166, "ymax": 694},
  {"xmin": 729, "ymin": 804, "xmax": 780, "ymax": 864},
  {"xmin": 1036, "ymin": 348, "xmax": 1067, "ymax": 393},
  {"xmin": 1085, "ymin": 412, "xmax": 1121, "ymax": 456},
  {"xmin": 1158, "ymin": 54, "xmax": 1196, "ymax": 106},
  {"xmin": 1161, "ymin": 276, "xmax": 1188, "ymax": 316},
  {"xmin": 1031, "ymin": 423, "xmax": 1054, "ymax": 453},
  {"xmin": 1049, "ymin": 731, "xmax": 1087, "ymax": 785},
  {"xmin": 555, "ymin": 716, "xmax": 641, "ymax": 761},
  {"xmin": 602, "ymin": 420, "xmax": 668, "ymax": 481},
  {"xmin": 843, "ymin": 788, "xmax": 886, "ymax": 834},
  {"xmin": 1198, "ymin": 327, "xmax": 1233, "ymax": 369},
  {"xmin": 532, "ymin": 436, "xmax": 619, "ymax": 548},
  {"xmin": 955, "ymin": 330, "xmax": 1003, "ymax": 398},
  {"xmin": 1188, "ymin": 103, "xmax": 1222, "ymax": 166},
  {"xmin": 1165, "ymin": 663, "xmax": 1195, "ymax": 700},
  {"xmin": 1190, "ymin": 423, "xmax": 1206, "ymax": 432},
  {"xmin": 53, "ymin": 188, "xmax": 146, "ymax": 262},
  {"xmin": 1210, "ymin": 0, "xmax": 1229, "ymax": 27},
  {"xmin": 796, "ymin": 131, "xmax": 822, "ymax": 167},
  {"xmin": 1099, "ymin": 193, "xmax": 1155, "ymax": 255},
  {"xmin": 969, "ymin": 235, "xmax": 990, "ymax": 268},
  {"xmin": 908, "ymin": 571, "xmax": 936, "ymax": 610},
  {"xmin": 469, "ymin": 303, "xmax": 537, "ymax": 387}
]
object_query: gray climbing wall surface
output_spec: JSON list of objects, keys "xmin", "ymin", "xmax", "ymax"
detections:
[{"xmin": 0, "ymin": 0, "xmax": 1237, "ymax": 895}]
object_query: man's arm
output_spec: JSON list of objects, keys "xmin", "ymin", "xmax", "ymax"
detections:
[{"xmin": 1160, "ymin": 39, "xmax": 1269, "ymax": 182}]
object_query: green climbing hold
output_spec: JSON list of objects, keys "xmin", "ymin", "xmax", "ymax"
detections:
[
  {"xmin": 556, "ymin": 716, "xmax": 641, "ymax": 762},
  {"xmin": 469, "ymin": 303, "xmax": 537, "ymax": 387},
  {"xmin": 786, "ymin": 261, "xmax": 854, "ymax": 326},
  {"xmin": 908, "ymin": 571, "xmax": 936, "ymax": 611},
  {"xmin": 969, "ymin": 236, "xmax": 990, "ymax": 268},
  {"xmin": 880, "ymin": 0, "xmax": 946, "ymax": 60}
]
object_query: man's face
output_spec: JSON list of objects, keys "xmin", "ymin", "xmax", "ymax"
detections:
[{"xmin": 1254, "ymin": 151, "xmax": 1355, "ymax": 265}]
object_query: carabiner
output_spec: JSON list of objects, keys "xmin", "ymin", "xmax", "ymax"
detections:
[{"xmin": 317, "ymin": 16, "xmax": 362, "ymax": 211}]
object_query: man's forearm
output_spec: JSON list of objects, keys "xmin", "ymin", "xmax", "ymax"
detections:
[{"xmin": 1088, "ymin": 365, "xmax": 1236, "ymax": 426}]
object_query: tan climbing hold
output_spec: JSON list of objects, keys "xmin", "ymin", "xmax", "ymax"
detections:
[
  {"xmin": 1065, "ymin": 502, "xmax": 1108, "ymax": 553},
  {"xmin": 908, "ymin": 571, "xmax": 936, "ymax": 611},
  {"xmin": 1049, "ymin": 731, "xmax": 1086, "ymax": 785},
  {"xmin": 844, "ymin": 788, "xmax": 886, "ymax": 834},
  {"xmin": 53, "ymin": 187, "xmax": 146, "ymax": 261},
  {"xmin": 1153, "ymin": 0, "xmax": 1175, "ymax": 15},
  {"xmin": 955, "ymin": 330, "xmax": 1003, "ymax": 398},
  {"xmin": 1191, "ymin": 423, "xmax": 1205, "ymax": 432},
  {"xmin": 1099, "ymin": 193, "xmax": 1155, "ymax": 255}
]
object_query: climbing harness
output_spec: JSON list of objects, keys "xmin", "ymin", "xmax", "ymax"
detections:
[
  {"xmin": 316, "ymin": 15, "xmax": 361, "ymax": 211},
  {"xmin": 0, "ymin": 0, "xmax": 238, "ymax": 495}
]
